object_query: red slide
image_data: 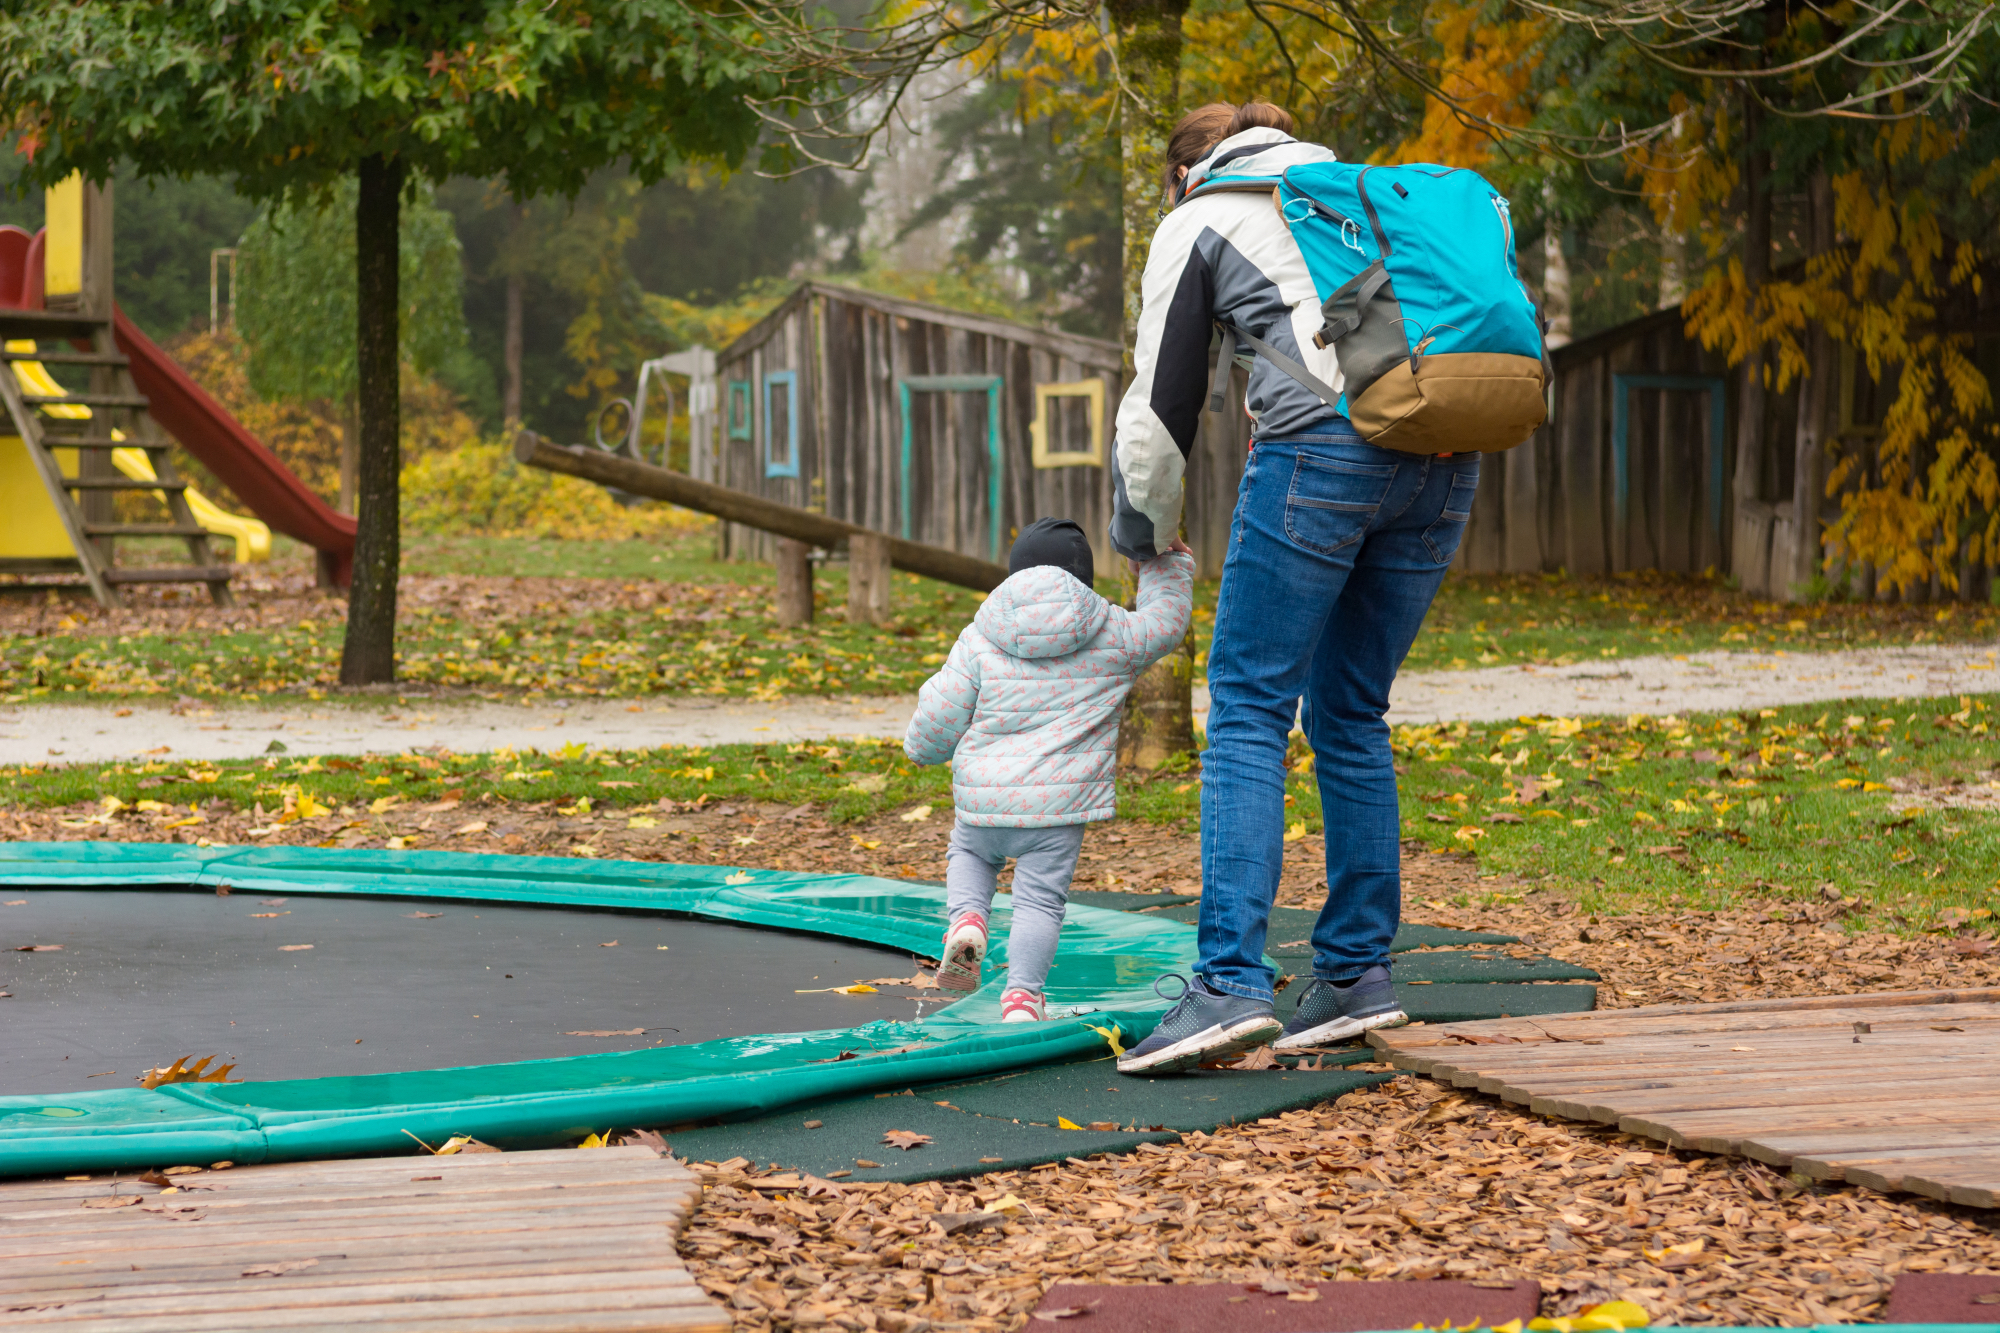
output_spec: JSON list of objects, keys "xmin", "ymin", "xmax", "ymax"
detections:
[
  {"xmin": 0, "ymin": 223, "xmax": 355, "ymax": 586},
  {"xmin": 113, "ymin": 308, "xmax": 356, "ymax": 586}
]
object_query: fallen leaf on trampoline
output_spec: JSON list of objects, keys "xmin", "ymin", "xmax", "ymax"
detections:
[
  {"xmin": 79, "ymin": 1196, "xmax": 142, "ymax": 1209},
  {"xmin": 404, "ymin": 911, "xmax": 443, "ymax": 919},
  {"xmin": 1972, "ymin": 1293, "xmax": 2000, "ymax": 1305},
  {"xmin": 258, "ymin": 898, "xmax": 287, "ymax": 905},
  {"xmin": 796, "ymin": 983, "xmax": 877, "ymax": 994},
  {"xmin": 13, "ymin": 944, "xmax": 61, "ymax": 951},
  {"xmin": 576, "ymin": 1131, "xmax": 614, "ymax": 1149},
  {"xmin": 280, "ymin": 944, "xmax": 314, "ymax": 951},
  {"xmin": 881, "ymin": 1130, "xmax": 931, "ymax": 1151},
  {"xmin": 564, "ymin": 1028, "xmax": 646, "ymax": 1037},
  {"xmin": 242, "ymin": 1258, "xmax": 320, "ymax": 1277},
  {"xmin": 139, "ymin": 1055, "xmax": 239, "ymax": 1088},
  {"xmin": 865, "ymin": 974, "xmax": 940, "ymax": 989},
  {"xmin": 453, "ymin": 821, "xmax": 490, "ymax": 836},
  {"xmin": 725, "ymin": 870, "xmax": 753, "ymax": 885},
  {"xmin": 600, "ymin": 940, "xmax": 619, "ymax": 947},
  {"xmin": 4, "ymin": 899, "xmax": 26, "ymax": 906},
  {"xmin": 1057, "ymin": 1117, "xmax": 1084, "ymax": 1130},
  {"xmin": 248, "ymin": 911, "xmax": 289, "ymax": 918},
  {"xmin": 854, "ymin": 1159, "xmax": 881, "ymax": 1168},
  {"xmin": 1230, "ymin": 1046, "xmax": 1281, "ymax": 1070},
  {"xmin": 1033, "ymin": 1306, "xmax": 1097, "ymax": 1322}
]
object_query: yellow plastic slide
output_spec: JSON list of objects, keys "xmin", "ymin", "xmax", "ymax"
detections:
[{"xmin": 3, "ymin": 340, "xmax": 270, "ymax": 564}]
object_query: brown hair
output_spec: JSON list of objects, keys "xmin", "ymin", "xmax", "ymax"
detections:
[{"xmin": 1163, "ymin": 101, "xmax": 1298, "ymax": 197}]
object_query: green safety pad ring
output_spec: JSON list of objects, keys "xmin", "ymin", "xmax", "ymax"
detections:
[
  {"xmin": 0, "ymin": 841, "xmax": 1204, "ymax": 1177},
  {"xmin": 667, "ymin": 1096, "xmax": 1182, "ymax": 1185}
]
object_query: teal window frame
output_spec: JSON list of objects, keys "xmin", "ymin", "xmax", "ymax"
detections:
[
  {"xmin": 897, "ymin": 374, "xmax": 1004, "ymax": 560},
  {"xmin": 763, "ymin": 370, "xmax": 800, "ymax": 479},
  {"xmin": 726, "ymin": 380, "xmax": 753, "ymax": 441}
]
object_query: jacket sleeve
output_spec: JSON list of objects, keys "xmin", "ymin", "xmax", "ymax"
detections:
[
  {"xmin": 902, "ymin": 632, "xmax": 982, "ymax": 766},
  {"xmin": 1119, "ymin": 551, "xmax": 1196, "ymax": 668},
  {"xmin": 1109, "ymin": 212, "xmax": 1216, "ymax": 561}
]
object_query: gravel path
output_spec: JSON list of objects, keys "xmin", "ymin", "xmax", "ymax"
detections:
[{"xmin": 6, "ymin": 641, "xmax": 1996, "ymax": 763}]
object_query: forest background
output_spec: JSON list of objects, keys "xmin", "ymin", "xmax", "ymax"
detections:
[{"xmin": 0, "ymin": 0, "xmax": 1993, "ymax": 591}]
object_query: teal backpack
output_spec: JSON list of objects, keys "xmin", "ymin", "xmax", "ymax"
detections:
[{"xmin": 1190, "ymin": 161, "xmax": 1548, "ymax": 454}]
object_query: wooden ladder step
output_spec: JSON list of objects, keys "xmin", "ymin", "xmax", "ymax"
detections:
[
  {"xmin": 0, "ymin": 348, "xmax": 128, "ymax": 366},
  {"xmin": 64, "ymin": 477, "xmax": 188, "ymax": 492},
  {"xmin": 0, "ymin": 310, "xmax": 109, "ymax": 339},
  {"xmin": 101, "ymin": 566, "xmax": 235, "ymax": 584},
  {"xmin": 82, "ymin": 522, "xmax": 210, "ymax": 538},
  {"xmin": 23, "ymin": 392, "xmax": 149, "ymax": 409},
  {"xmin": 28, "ymin": 436, "xmax": 156, "ymax": 449}
]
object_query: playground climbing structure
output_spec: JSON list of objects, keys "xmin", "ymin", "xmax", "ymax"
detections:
[{"xmin": 0, "ymin": 175, "xmax": 356, "ymax": 605}]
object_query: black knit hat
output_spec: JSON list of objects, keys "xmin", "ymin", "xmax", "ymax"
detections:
[{"xmin": 1008, "ymin": 517, "xmax": 1095, "ymax": 590}]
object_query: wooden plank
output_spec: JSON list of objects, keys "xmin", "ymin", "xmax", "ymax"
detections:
[
  {"xmin": 1851, "ymin": 1151, "xmax": 2000, "ymax": 1203},
  {"xmin": 0, "ymin": 1146, "xmax": 729, "ymax": 1332},
  {"xmin": 1375, "ymin": 987, "xmax": 2000, "ymax": 1044},
  {"xmin": 1539, "ymin": 1074, "xmax": 2000, "ymax": 1124},
  {"xmin": 1373, "ymin": 1000, "xmax": 2000, "ymax": 1053},
  {"xmin": 1398, "ymin": 1032, "xmax": 2000, "ymax": 1081},
  {"xmin": 1623, "ymin": 1096, "xmax": 2000, "ymax": 1152},
  {"xmin": 1785, "ymin": 1139, "xmax": 2000, "ymax": 1185},
  {"xmin": 1742, "ymin": 1123, "xmax": 2000, "ymax": 1166}
]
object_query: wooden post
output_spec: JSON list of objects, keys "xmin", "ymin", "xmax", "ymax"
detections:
[
  {"xmin": 775, "ymin": 538, "xmax": 814, "ymax": 626},
  {"xmin": 848, "ymin": 532, "xmax": 891, "ymax": 625}
]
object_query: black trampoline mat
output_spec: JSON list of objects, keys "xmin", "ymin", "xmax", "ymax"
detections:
[{"xmin": 1, "ymin": 889, "xmax": 929, "ymax": 1095}]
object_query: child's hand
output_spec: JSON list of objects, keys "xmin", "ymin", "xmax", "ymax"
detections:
[{"xmin": 1127, "ymin": 537, "xmax": 1192, "ymax": 574}]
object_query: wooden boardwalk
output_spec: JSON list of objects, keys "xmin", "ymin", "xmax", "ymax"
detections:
[
  {"xmin": 0, "ymin": 1145, "xmax": 729, "ymax": 1331},
  {"xmin": 1368, "ymin": 986, "xmax": 2000, "ymax": 1208}
]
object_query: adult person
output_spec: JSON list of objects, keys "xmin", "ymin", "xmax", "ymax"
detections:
[{"xmin": 1112, "ymin": 102, "xmax": 1482, "ymax": 1074}]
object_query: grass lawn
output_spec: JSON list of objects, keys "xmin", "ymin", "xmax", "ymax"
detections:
[
  {"xmin": 6, "ymin": 529, "xmax": 1996, "ymax": 706},
  {"xmin": 7, "ymin": 692, "xmax": 1997, "ymax": 932}
]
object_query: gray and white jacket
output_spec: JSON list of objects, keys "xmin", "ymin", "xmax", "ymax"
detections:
[{"xmin": 1109, "ymin": 127, "xmax": 1343, "ymax": 560}]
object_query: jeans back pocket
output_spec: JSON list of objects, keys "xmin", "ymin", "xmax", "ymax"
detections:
[
  {"xmin": 1422, "ymin": 464, "xmax": 1482, "ymax": 565},
  {"xmin": 1285, "ymin": 453, "xmax": 1396, "ymax": 554}
]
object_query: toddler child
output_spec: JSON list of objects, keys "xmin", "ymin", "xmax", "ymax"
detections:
[{"xmin": 903, "ymin": 516, "xmax": 1194, "ymax": 1021}]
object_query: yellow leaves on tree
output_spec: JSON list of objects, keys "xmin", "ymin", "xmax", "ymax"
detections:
[
  {"xmin": 1380, "ymin": 5, "xmax": 1546, "ymax": 170},
  {"xmin": 1673, "ymin": 105, "xmax": 1998, "ymax": 597}
]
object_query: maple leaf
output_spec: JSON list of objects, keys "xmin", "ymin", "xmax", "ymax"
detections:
[
  {"xmin": 880, "ymin": 1129, "xmax": 930, "ymax": 1151},
  {"xmin": 620, "ymin": 1128, "xmax": 668, "ymax": 1152},
  {"xmin": 1230, "ymin": 1045, "xmax": 1281, "ymax": 1070}
]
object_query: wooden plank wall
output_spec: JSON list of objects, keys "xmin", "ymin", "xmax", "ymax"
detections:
[
  {"xmin": 713, "ymin": 286, "xmax": 1127, "ymax": 581},
  {"xmin": 1459, "ymin": 310, "xmax": 1745, "ymax": 578}
]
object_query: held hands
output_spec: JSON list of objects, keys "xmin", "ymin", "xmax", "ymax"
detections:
[{"xmin": 1128, "ymin": 537, "xmax": 1193, "ymax": 576}]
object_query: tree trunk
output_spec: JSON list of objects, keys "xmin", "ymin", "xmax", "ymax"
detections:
[
  {"xmin": 1108, "ymin": 0, "xmax": 1196, "ymax": 770},
  {"xmin": 502, "ymin": 210, "xmax": 524, "ymax": 428},
  {"xmin": 338, "ymin": 393, "xmax": 359, "ymax": 517},
  {"xmin": 1784, "ymin": 170, "xmax": 1837, "ymax": 600},
  {"xmin": 1657, "ymin": 229, "xmax": 1687, "ymax": 309},
  {"xmin": 340, "ymin": 154, "xmax": 404, "ymax": 687},
  {"xmin": 1541, "ymin": 178, "xmax": 1572, "ymax": 348},
  {"xmin": 1728, "ymin": 94, "xmax": 1772, "ymax": 590}
]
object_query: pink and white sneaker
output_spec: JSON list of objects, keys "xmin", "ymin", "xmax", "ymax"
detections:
[
  {"xmin": 936, "ymin": 912, "xmax": 987, "ymax": 993},
  {"xmin": 999, "ymin": 987, "xmax": 1046, "ymax": 1023}
]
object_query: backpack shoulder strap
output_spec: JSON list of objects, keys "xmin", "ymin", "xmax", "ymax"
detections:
[{"xmin": 1220, "ymin": 322, "xmax": 1341, "ymax": 410}]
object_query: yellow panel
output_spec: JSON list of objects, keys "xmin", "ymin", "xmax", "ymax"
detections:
[
  {"xmin": 44, "ymin": 173, "xmax": 83, "ymax": 299},
  {"xmin": 1029, "ymin": 379, "xmax": 1107, "ymax": 468},
  {"xmin": 0, "ymin": 435, "xmax": 77, "ymax": 558}
]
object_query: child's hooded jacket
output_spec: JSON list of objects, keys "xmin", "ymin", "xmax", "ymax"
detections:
[{"xmin": 903, "ymin": 552, "xmax": 1194, "ymax": 826}]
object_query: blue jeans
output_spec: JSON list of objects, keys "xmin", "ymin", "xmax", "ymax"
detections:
[{"xmin": 1197, "ymin": 421, "xmax": 1479, "ymax": 1002}]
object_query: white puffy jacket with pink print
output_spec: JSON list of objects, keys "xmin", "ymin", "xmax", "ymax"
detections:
[{"xmin": 903, "ymin": 553, "xmax": 1195, "ymax": 827}]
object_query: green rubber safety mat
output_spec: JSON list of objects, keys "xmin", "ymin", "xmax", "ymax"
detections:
[
  {"xmin": 926, "ymin": 1056, "xmax": 1389, "ymax": 1133},
  {"xmin": 1143, "ymin": 904, "xmax": 1517, "ymax": 950},
  {"xmin": 1361, "ymin": 951, "xmax": 1597, "ymax": 983},
  {"xmin": 665, "ymin": 1091, "xmax": 1181, "ymax": 1184}
]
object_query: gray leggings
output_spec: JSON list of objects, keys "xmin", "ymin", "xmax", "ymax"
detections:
[{"xmin": 943, "ymin": 820, "xmax": 1086, "ymax": 992}]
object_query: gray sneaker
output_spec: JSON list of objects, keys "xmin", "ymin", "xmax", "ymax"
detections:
[
  {"xmin": 1272, "ymin": 966, "xmax": 1407, "ymax": 1050},
  {"xmin": 1118, "ymin": 974, "xmax": 1283, "ymax": 1075}
]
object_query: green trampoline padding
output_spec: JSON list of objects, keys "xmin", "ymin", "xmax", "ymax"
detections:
[
  {"xmin": 667, "ymin": 1061, "xmax": 1394, "ymax": 1184},
  {"xmin": 0, "ymin": 841, "xmax": 1200, "ymax": 1178}
]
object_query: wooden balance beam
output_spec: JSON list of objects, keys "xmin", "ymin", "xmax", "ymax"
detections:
[{"xmin": 513, "ymin": 430, "xmax": 1010, "ymax": 595}]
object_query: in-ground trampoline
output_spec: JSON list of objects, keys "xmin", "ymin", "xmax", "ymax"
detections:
[{"xmin": 0, "ymin": 842, "xmax": 1191, "ymax": 1177}]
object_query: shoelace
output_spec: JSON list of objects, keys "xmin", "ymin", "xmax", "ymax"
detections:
[{"xmin": 1152, "ymin": 972, "xmax": 1193, "ymax": 1003}]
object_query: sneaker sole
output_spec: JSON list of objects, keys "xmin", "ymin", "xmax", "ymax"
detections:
[
  {"xmin": 1271, "ymin": 1006, "xmax": 1408, "ymax": 1051},
  {"xmin": 1117, "ymin": 1014, "xmax": 1283, "ymax": 1076},
  {"xmin": 936, "ymin": 941, "xmax": 983, "ymax": 993}
]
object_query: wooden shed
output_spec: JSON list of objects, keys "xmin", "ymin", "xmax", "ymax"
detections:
[{"xmin": 707, "ymin": 282, "xmax": 1134, "ymax": 577}]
